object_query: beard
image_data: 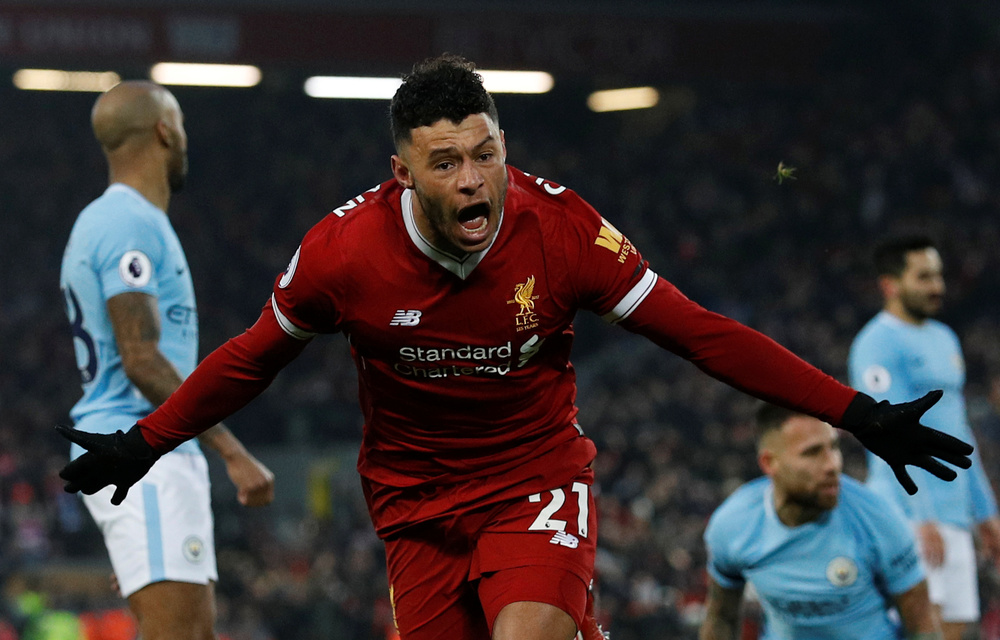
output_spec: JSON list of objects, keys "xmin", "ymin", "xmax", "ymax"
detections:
[
  {"xmin": 412, "ymin": 176, "xmax": 507, "ymax": 255},
  {"xmin": 788, "ymin": 487, "xmax": 838, "ymax": 512},
  {"xmin": 901, "ymin": 291, "xmax": 942, "ymax": 321},
  {"xmin": 168, "ymin": 153, "xmax": 188, "ymax": 194}
]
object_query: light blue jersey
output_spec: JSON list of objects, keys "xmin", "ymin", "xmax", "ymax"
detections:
[
  {"xmin": 705, "ymin": 476, "xmax": 924, "ymax": 640},
  {"xmin": 60, "ymin": 183, "xmax": 200, "ymax": 456},
  {"xmin": 849, "ymin": 311, "xmax": 998, "ymax": 528}
]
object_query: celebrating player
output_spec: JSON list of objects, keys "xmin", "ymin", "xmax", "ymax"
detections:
[
  {"xmin": 701, "ymin": 404, "xmax": 940, "ymax": 640},
  {"xmin": 849, "ymin": 236, "xmax": 1000, "ymax": 640},
  {"xmin": 58, "ymin": 57, "xmax": 972, "ymax": 640},
  {"xmin": 59, "ymin": 81, "xmax": 274, "ymax": 640}
]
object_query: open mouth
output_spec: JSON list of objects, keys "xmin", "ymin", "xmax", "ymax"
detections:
[{"xmin": 458, "ymin": 202, "xmax": 491, "ymax": 233}]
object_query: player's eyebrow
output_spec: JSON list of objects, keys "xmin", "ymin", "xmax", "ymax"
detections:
[
  {"xmin": 800, "ymin": 442, "xmax": 825, "ymax": 455},
  {"xmin": 800, "ymin": 435, "xmax": 838, "ymax": 455},
  {"xmin": 426, "ymin": 135, "xmax": 495, "ymax": 161}
]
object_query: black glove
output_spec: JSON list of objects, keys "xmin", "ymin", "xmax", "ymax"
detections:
[
  {"xmin": 839, "ymin": 390, "xmax": 973, "ymax": 495},
  {"xmin": 56, "ymin": 424, "xmax": 160, "ymax": 505}
]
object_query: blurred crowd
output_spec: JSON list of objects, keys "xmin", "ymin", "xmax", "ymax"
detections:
[{"xmin": 4, "ymin": 13, "xmax": 1000, "ymax": 640}]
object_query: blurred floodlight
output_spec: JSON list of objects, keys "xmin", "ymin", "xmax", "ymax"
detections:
[
  {"xmin": 13, "ymin": 69, "xmax": 121, "ymax": 92},
  {"xmin": 587, "ymin": 87, "xmax": 660, "ymax": 112},
  {"xmin": 304, "ymin": 76, "xmax": 402, "ymax": 99},
  {"xmin": 479, "ymin": 70, "xmax": 553, "ymax": 94},
  {"xmin": 304, "ymin": 69, "xmax": 553, "ymax": 99},
  {"xmin": 150, "ymin": 63, "xmax": 261, "ymax": 87}
]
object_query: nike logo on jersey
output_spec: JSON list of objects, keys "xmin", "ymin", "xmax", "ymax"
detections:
[
  {"xmin": 549, "ymin": 531, "xmax": 579, "ymax": 549},
  {"xmin": 390, "ymin": 310, "xmax": 422, "ymax": 326}
]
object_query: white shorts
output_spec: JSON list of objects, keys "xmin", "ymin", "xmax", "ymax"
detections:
[
  {"xmin": 916, "ymin": 522, "xmax": 979, "ymax": 623},
  {"xmin": 82, "ymin": 451, "xmax": 218, "ymax": 597}
]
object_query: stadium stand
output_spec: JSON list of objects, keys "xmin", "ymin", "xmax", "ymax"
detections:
[{"xmin": 3, "ymin": 2, "xmax": 1000, "ymax": 638}]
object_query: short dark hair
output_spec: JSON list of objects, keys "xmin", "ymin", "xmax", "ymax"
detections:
[
  {"xmin": 390, "ymin": 54, "xmax": 499, "ymax": 149},
  {"xmin": 754, "ymin": 402, "xmax": 799, "ymax": 444},
  {"xmin": 873, "ymin": 235, "xmax": 937, "ymax": 277}
]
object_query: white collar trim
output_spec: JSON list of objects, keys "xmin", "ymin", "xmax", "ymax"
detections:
[{"xmin": 400, "ymin": 188, "xmax": 502, "ymax": 280}]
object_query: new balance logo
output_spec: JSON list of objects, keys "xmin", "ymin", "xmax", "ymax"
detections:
[
  {"xmin": 390, "ymin": 310, "xmax": 422, "ymax": 326},
  {"xmin": 549, "ymin": 531, "xmax": 579, "ymax": 549}
]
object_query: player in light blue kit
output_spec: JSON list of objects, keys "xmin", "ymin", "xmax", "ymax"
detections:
[
  {"xmin": 849, "ymin": 236, "xmax": 1000, "ymax": 640},
  {"xmin": 701, "ymin": 403, "xmax": 940, "ymax": 640},
  {"xmin": 60, "ymin": 81, "xmax": 275, "ymax": 640}
]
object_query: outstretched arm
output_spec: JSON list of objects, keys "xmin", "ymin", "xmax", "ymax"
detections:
[
  {"xmin": 106, "ymin": 291, "xmax": 277, "ymax": 506},
  {"xmin": 617, "ymin": 277, "xmax": 855, "ymax": 422},
  {"xmin": 136, "ymin": 301, "xmax": 310, "ymax": 451},
  {"xmin": 618, "ymin": 277, "xmax": 973, "ymax": 493},
  {"xmin": 59, "ymin": 301, "xmax": 306, "ymax": 504}
]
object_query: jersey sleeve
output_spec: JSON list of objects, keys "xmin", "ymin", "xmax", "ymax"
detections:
[
  {"xmin": 139, "ymin": 301, "xmax": 309, "ymax": 451},
  {"xmin": 552, "ymin": 189, "xmax": 654, "ymax": 320},
  {"xmin": 270, "ymin": 218, "xmax": 344, "ymax": 338},
  {"xmin": 848, "ymin": 327, "xmax": 912, "ymax": 405},
  {"xmin": 94, "ymin": 213, "xmax": 165, "ymax": 300},
  {"xmin": 616, "ymin": 275, "xmax": 856, "ymax": 424},
  {"xmin": 863, "ymin": 491, "xmax": 925, "ymax": 595},
  {"xmin": 703, "ymin": 506, "xmax": 746, "ymax": 590},
  {"xmin": 946, "ymin": 335, "xmax": 1000, "ymax": 521},
  {"xmin": 849, "ymin": 326, "xmax": 938, "ymax": 521},
  {"xmin": 547, "ymin": 184, "xmax": 855, "ymax": 423},
  {"xmin": 969, "ymin": 446, "xmax": 1000, "ymax": 521}
]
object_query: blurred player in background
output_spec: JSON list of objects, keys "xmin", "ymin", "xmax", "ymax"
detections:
[
  {"xmin": 57, "ymin": 57, "xmax": 972, "ymax": 640},
  {"xmin": 59, "ymin": 81, "xmax": 275, "ymax": 640},
  {"xmin": 849, "ymin": 236, "xmax": 1000, "ymax": 640},
  {"xmin": 701, "ymin": 404, "xmax": 939, "ymax": 640}
]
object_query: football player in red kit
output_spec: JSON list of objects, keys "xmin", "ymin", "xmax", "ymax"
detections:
[{"xmin": 59, "ymin": 55, "xmax": 973, "ymax": 640}]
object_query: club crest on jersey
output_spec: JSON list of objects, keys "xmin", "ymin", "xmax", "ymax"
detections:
[
  {"xmin": 118, "ymin": 250, "xmax": 152, "ymax": 288},
  {"xmin": 278, "ymin": 246, "xmax": 301, "ymax": 289},
  {"xmin": 825, "ymin": 556, "xmax": 858, "ymax": 587},
  {"xmin": 507, "ymin": 276, "xmax": 540, "ymax": 332},
  {"xmin": 182, "ymin": 535, "xmax": 206, "ymax": 564}
]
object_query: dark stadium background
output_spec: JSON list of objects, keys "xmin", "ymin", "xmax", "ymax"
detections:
[{"xmin": 3, "ymin": 1, "xmax": 1000, "ymax": 638}]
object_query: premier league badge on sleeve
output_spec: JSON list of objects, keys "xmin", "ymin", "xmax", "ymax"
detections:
[
  {"xmin": 861, "ymin": 364, "xmax": 892, "ymax": 394},
  {"xmin": 119, "ymin": 250, "xmax": 153, "ymax": 287}
]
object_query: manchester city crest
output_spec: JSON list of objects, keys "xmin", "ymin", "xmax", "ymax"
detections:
[
  {"xmin": 182, "ymin": 535, "xmax": 206, "ymax": 564},
  {"xmin": 825, "ymin": 556, "xmax": 858, "ymax": 587}
]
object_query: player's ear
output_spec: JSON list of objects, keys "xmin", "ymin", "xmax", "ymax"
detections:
[
  {"xmin": 877, "ymin": 274, "xmax": 898, "ymax": 301},
  {"xmin": 758, "ymin": 448, "xmax": 777, "ymax": 476},
  {"xmin": 154, "ymin": 119, "xmax": 172, "ymax": 148},
  {"xmin": 500, "ymin": 129, "xmax": 507, "ymax": 161},
  {"xmin": 391, "ymin": 155, "xmax": 414, "ymax": 190}
]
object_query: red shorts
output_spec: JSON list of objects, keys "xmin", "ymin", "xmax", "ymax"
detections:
[{"xmin": 383, "ymin": 468, "xmax": 597, "ymax": 639}]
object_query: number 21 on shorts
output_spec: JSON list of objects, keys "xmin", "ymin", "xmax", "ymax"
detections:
[{"xmin": 527, "ymin": 482, "xmax": 589, "ymax": 537}]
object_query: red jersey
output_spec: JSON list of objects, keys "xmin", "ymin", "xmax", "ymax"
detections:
[
  {"xmin": 271, "ymin": 167, "xmax": 645, "ymax": 490},
  {"xmin": 140, "ymin": 165, "xmax": 856, "ymax": 536}
]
